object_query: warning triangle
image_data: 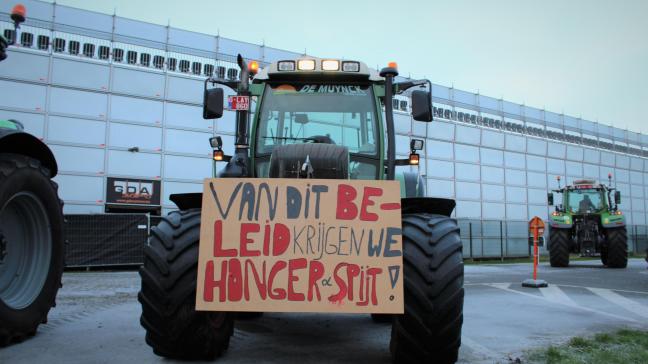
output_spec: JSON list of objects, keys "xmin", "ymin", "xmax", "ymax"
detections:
[{"xmin": 388, "ymin": 266, "xmax": 400, "ymax": 289}]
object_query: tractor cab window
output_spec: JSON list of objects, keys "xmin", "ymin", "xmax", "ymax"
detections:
[
  {"xmin": 567, "ymin": 189, "xmax": 605, "ymax": 213},
  {"xmin": 255, "ymin": 83, "xmax": 379, "ymax": 179}
]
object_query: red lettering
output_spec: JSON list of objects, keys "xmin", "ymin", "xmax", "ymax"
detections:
[
  {"xmin": 240, "ymin": 223, "xmax": 260, "ymax": 257},
  {"xmin": 328, "ymin": 263, "xmax": 348, "ymax": 303},
  {"xmin": 244, "ymin": 260, "xmax": 267, "ymax": 301},
  {"xmin": 345, "ymin": 264, "xmax": 360, "ymax": 301},
  {"xmin": 360, "ymin": 187, "xmax": 382, "ymax": 221},
  {"xmin": 307, "ymin": 260, "xmax": 324, "ymax": 302},
  {"xmin": 203, "ymin": 260, "xmax": 227, "ymax": 302},
  {"xmin": 262, "ymin": 223, "xmax": 271, "ymax": 256},
  {"xmin": 367, "ymin": 267, "xmax": 382, "ymax": 306},
  {"xmin": 287, "ymin": 258, "xmax": 307, "ymax": 301},
  {"xmin": 213, "ymin": 220, "xmax": 236, "ymax": 257},
  {"xmin": 268, "ymin": 260, "xmax": 287, "ymax": 299},
  {"xmin": 227, "ymin": 258, "xmax": 243, "ymax": 301},
  {"xmin": 273, "ymin": 223, "xmax": 290, "ymax": 256},
  {"xmin": 336, "ymin": 184, "xmax": 358, "ymax": 220}
]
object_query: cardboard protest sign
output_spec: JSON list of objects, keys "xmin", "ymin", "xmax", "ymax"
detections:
[{"xmin": 196, "ymin": 179, "xmax": 404, "ymax": 313}]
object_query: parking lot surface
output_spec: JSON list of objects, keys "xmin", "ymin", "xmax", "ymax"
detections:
[{"xmin": 1, "ymin": 259, "xmax": 647, "ymax": 363}]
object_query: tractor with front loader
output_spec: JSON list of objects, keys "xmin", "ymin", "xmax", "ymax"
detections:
[
  {"xmin": 547, "ymin": 176, "xmax": 627, "ymax": 268},
  {"xmin": 0, "ymin": 4, "xmax": 65, "ymax": 346},
  {"xmin": 138, "ymin": 55, "xmax": 464, "ymax": 363}
]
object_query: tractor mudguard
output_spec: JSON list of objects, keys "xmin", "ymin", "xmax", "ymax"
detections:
[
  {"xmin": 170, "ymin": 192, "xmax": 203, "ymax": 210},
  {"xmin": 401, "ymin": 197, "xmax": 456, "ymax": 217},
  {"xmin": 0, "ymin": 130, "xmax": 58, "ymax": 177},
  {"xmin": 396, "ymin": 171, "xmax": 425, "ymax": 197}
]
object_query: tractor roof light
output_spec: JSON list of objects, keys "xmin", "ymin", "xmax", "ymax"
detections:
[
  {"xmin": 248, "ymin": 60, "xmax": 259, "ymax": 74},
  {"xmin": 213, "ymin": 149, "xmax": 224, "ymax": 161},
  {"xmin": 341, "ymin": 61, "xmax": 360, "ymax": 72},
  {"xmin": 551, "ymin": 211, "xmax": 560, "ymax": 216},
  {"xmin": 297, "ymin": 59, "xmax": 316, "ymax": 71},
  {"xmin": 615, "ymin": 210, "xmax": 623, "ymax": 215},
  {"xmin": 277, "ymin": 60, "xmax": 295, "ymax": 71},
  {"xmin": 410, "ymin": 139, "xmax": 424, "ymax": 151},
  {"xmin": 11, "ymin": 4, "xmax": 26, "ymax": 24},
  {"xmin": 209, "ymin": 136, "xmax": 222, "ymax": 149},
  {"xmin": 408, "ymin": 152, "xmax": 420, "ymax": 166},
  {"xmin": 321, "ymin": 59, "xmax": 339, "ymax": 71}
]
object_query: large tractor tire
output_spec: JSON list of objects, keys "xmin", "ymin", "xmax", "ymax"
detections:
[
  {"xmin": 549, "ymin": 228, "xmax": 571, "ymax": 267},
  {"xmin": 604, "ymin": 227, "xmax": 627, "ymax": 268},
  {"xmin": 0, "ymin": 153, "xmax": 64, "ymax": 346},
  {"xmin": 390, "ymin": 213, "xmax": 463, "ymax": 364},
  {"xmin": 138, "ymin": 209, "xmax": 234, "ymax": 360}
]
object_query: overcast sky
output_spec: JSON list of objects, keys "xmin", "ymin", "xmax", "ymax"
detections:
[{"xmin": 44, "ymin": 0, "xmax": 648, "ymax": 134}]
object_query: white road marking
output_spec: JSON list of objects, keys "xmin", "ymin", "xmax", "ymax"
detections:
[
  {"xmin": 539, "ymin": 285, "xmax": 579, "ymax": 307},
  {"xmin": 461, "ymin": 335, "xmax": 500, "ymax": 360},
  {"xmin": 485, "ymin": 283, "xmax": 638, "ymax": 323},
  {"xmin": 587, "ymin": 287, "xmax": 648, "ymax": 319}
]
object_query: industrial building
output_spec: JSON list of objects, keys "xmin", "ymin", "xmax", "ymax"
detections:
[{"xmin": 1, "ymin": 0, "xmax": 647, "ymax": 258}]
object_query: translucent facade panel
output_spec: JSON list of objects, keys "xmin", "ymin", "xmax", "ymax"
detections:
[
  {"xmin": 165, "ymin": 129, "xmax": 213, "ymax": 156},
  {"xmin": 455, "ymin": 125, "xmax": 480, "ymax": 144},
  {"xmin": 526, "ymin": 155, "xmax": 546, "ymax": 172},
  {"xmin": 583, "ymin": 148, "xmax": 600, "ymax": 164},
  {"xmin": 427, "ymin": 160, "xmax": 454, "ymax": 179},
  {"xmin": 566, "ymin": 145, "xmax": 583, "ymax": 161},
  {"xmin": 455, "ymin": 144, "xmax": 479, "ymax": 163},
  {"xmin": 54, "ymin": 174, "xmax": 103, "ymax": 203},
  {"xmin": 412, "ymin": 119, "xmax": 426, "ymax": 137},
  {"xmin": 482, "ymin": 184, "xmax": 505, "ymax": 201},
  {"xmin": 481, "ymin": 129, "xmax": 504, "ymax": 149},
  {"xmin": 565, "ymin": 161, "xmax": 583, "ymax": 177},
  {"xmin": 601, "ymin": 153, "xmax": 615, "ymax": 167},
  {"xmin": 528, "ymin": 205, "xmax": 548, "ymax": 220},
  {"xmin": 162, "ymin": 181, "xmax": 203, "ymax": 207},
  {"xmin": 1, "ymin": 110, "xmax": 45, "ymax": 138},
  {"xmin": 51, "ymin": 145, "xmax": 104, "ymax": 174},
  {"xmin": 616, "ymin": 155, "xmax": 630, "ymax": 169},
  {"xmin": 633, "ymin": 213, "xmax": 646, "ymax": 225},
  {"xmin": 427, "ymin": 179, "xmax": 453, "ymax": 198},
  {"xmin": 502, "ymin": 101, "xmax": 520, "ymax": 115},
  {"xmin": 505, "ymin": 169, "xmax": 526, "ymax": 186},
  {"xmin": 547, "ymin": 158, "xmax": 564, "ymax": 174},
  {"xmin": 528, "ymin": 189, "xmax": 547, "ymax": 205},
  {"xmin": 432, "ymin": 85, "xmax": 450, "ymax": 100},
  {"xmin": 110, "ymin": 96, "xmax": 163, "ymax": 125},
  {"xmin": 616, "ymin": 183, "xmax": 630, "ymax": 198},
  {"xmin": 0, "ymin": 52, "xmax": 49, "ymax": 82},
  {"xmin": 264, "ymin": 47, "xmax": 302, "ymax": 62},
  {"xmin": 218, "ymin": 38, "xmax": 262, "ymax": 60},
  {"xmin": 48, "ymin": 116, "xmax": 105, "ymax": 145},
  {"xmin": 564, "ymin": 115, "xmax": 579, "ymax": 129},
  {"xmin": 506, "ymin": 203, "xmax": 527, "ymax": 220},
  {"xmin": 527, "ymin": 172, "xmax": 547, "ymax": 189},
  {"xmin": 109, "ymin": 123, "xmax": 162, "ymax": 151},
  {"xmin": 165, "ymin": 103, "xmax": 211, "ymax": 130},
  {"xmin": 524, "ymin": 106, "xmax": 542, "ymax": 121},
  {"xmin": 167, "ymin": 76, "xmax": 203, "ymax": 104},
  {"xmin": 429, "ymin": 121, "xmax": 454, "ymax": 141},
  {"xmin": 394, "ymin": 113, "xmax": 411, "ymax": 134},
  {"xmin": 632, "ymin": 198, "xmax": 645, "ymax": 211},
  {"xmin": 396, "ymin": 134, "xmax": 410, "ymax": 156},
  {"xmin": 506, "ymin": 186, "xmax": 526, "ymax": 203},
  {"xmin": 49, "ymin": 88, "xmax": 107, "ymax": 119},
  {"xmin": 504, "ymin": 152, "xmax": 525, "ymax": 169},
  {"xmin": 615, "ymin": 168, "xmax": 629, "ymax": 183},
  {"xmin": 456, "ymin": 200, "xmax": 481, "ymax": 218},
  {"xmin": 583, "ymin": 164, "xmax": 599, "ymax": 179},
  {"xmin": 164, "ymin": 155, "xmax": 210, "ymax": 181},
  {"xmin": 630, "ymin": 171, "xmax": 643, "ymax": 185},
  {"xmin": 547, "ymin": 142, "xmax": 566, "ymax": 158},
  {"xmin": 526, "ymin": 138, "xmax": 546, "ymax": 156},
  {"xmin": 478, "ymin": 95, "xmax": 499, "ymax": 111},
  {"xmin": 456, "ymin": 182, "xmax": 480, "ymax": 200},
  {"xmin": 108, "ymin": 151, "xmax": 161, "ymax": 178},
  {"xmin": 168, "ymin": 28, "xmax": 216, "ymax": 52},
  {"xmin": 505, "ymin": 134, "xmax": 525, "ymax": 152},
  {"xmin": 481, "ymin": 166, "xmax": 504, "ymax": 184},
  {"xmin": 0, "ymin": 80, "xmax": 46, "ymax": 111},
  {"xmin": 217, "ymin": 111, "xmax": 237, "ymax": 134},
  {"xmin": 600, "ymin": 169, "xmax": 614, "ymax": 182},
  {"xmin": 456, "ymin": 163, "xmax": 480, "ymax": 181},
  {"xmin": 52, "ymin": 58, "xmax": 109, "ymax": 90},
  {"xmin": 480, "ymin": 148, "xmax": 503, "ymax": 166},
  {"xmin": 631, "ymin": 157, "xmax": 644, "ymax": 171},
  {"xmin": 114, "ymin": 17, "xmax": 167, "ymax": 42},
  {"xmin": 545, "ymin": 111, "xmax": 562, "ymax": 128},
  {"xmin": 454, "ymin": 89, "xmax": 475, "ymax": 105},
  {"xmin": 112, "ymin": 67, "xmax": 165, "ymax": 98},
  {"xmin": 482, "ymin": 202, "xmax": 505, "ymax": 219}
]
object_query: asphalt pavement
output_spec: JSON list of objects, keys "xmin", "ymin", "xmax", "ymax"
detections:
[{"xmin": 1, "ymin": 259, "xmax": 647, "ymax": 363}]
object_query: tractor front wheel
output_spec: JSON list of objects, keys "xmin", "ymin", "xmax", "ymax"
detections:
[
  {"xmin": 549, "ymin": 228, "xmax": 571, "ymax": 267},
  {"xmin": 605, "ymin": 227, "xmax": 627, "ymax": 268},
  {"xmin": 390, "ymin": 213, "xmax": 464, "ymax": 364},
  {"xmin": 138, "ymin": 209, "xmax": 234, "ymax": 360}
]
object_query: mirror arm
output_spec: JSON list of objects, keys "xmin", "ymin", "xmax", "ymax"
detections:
[
  {"xmin": 205, "ymin": 77, "xmax": 239, "ymax": 91},
  {"xmin": 394, "ymin": 79, "xmax": 430, "ymax": 94}
]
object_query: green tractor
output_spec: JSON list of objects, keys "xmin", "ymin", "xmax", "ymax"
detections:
[
  {"xmin": 547, "ymin": 176, "xmax": 627, "ymax": 268},
  {"xmin": 0, "ymin": 5, "xmax": 65, "ymax": 346},
  {"xmin": 138, "ymin": 56, "xmax": 464, "ymax": 363}
]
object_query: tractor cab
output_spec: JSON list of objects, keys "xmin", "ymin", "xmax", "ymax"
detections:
[{"xmin": 564, "ymin": 180, "xmax": 608, "ymax": 215}]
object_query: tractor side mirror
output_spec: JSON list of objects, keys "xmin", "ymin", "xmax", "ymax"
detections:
[
  {"xmin": 614, "ymin": 191, "xmax": 621, "ymax": 204},
  {"xmin": 411, "ymin": 90, "xmax": 432, "ymax": 122},
  {"xmin": 203, "ymin": 88, "xmax": 224, "ymax": 119},
  {"xmin": 547, "ymin": 193, "xmax": 554, "ymax": 206}
]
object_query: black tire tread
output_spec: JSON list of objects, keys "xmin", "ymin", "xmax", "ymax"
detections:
[
  {"xmin": 605, "ymin": 227, "xmax": 627, "ymax": 268},
  {"xmin": 549, "ymin": 228, "xmax": 570, "ymax": 267},
  {"xmin": 138, "ymin": 209, "xmax": 233, "ymax": 360},
  {"xmin": 390, "ymin": 213, "xmax": 464, "ymax": 364}
]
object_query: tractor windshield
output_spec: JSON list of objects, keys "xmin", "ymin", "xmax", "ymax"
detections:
[
  {"xmin": 566, "ymin": 189, "xmax": 606, "ymax": 213},
  {"xmin": 254, "ymin": 83, "xmax": 380, "ymax": 179}
]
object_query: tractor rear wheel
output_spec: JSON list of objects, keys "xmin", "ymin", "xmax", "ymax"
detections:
[
  {"xmin": 138, "ymin": 209, "xmax": 234, "ymax": 360},
  {"xmin": 0, "ymin": 154, "xmax": 64, "ymax": 347},
  {"xmin": 605, "ymin": 227, "xmax": 627, "ymax": 268},
  {"xmin": 549, "ymin": 228, "xmax": 570, "ymax": 267},
  {"xmin": 390, "ymin": 213, "xmax": 463, "ymax": 364}
]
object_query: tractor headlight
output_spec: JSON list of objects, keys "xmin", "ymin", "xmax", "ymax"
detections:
[
  {"xmin": 277, "ymin": 60, "xmax": 295, "ymax": 71},
  {"xmin": 321, "ymin": 60, "xmax": 340, "ymax": 71},
  {"xmin": 297, "ymin": 59, "xmax": 316, "ymax": 71},
  {"xmin": 342, "ymin": 61, "xmax": 360, "ymax": 72}
]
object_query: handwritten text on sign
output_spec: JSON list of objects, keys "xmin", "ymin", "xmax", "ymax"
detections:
[{"xmin": 196, "ymin": 179, "xmax": 404, "ymax": 313}]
